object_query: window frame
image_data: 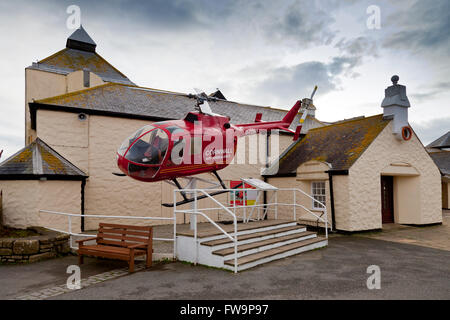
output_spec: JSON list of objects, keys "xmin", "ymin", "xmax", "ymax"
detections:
[{"xmin": 311, "ymin": 181, "xmax": 326, "ymax": 211}]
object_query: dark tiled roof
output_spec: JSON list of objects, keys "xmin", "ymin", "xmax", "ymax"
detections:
[
  {"xmin": 67, "ymin": 25, "xmax": 96, "ymax": 48},
  {"xmin": 429, "ymin": 151, "xmax": 450, "ymax": 176},
  {"xmin": 209, "ymin": 89, "xmax": 226, "ymax": 100},
  {"xmin": 265, "ymin": 114, "xmax": 390, "ymax": 175},
  {"xmin": 27, "ymin": 48, "xmax": 134, "ymax": 85},
  {"xmin": 0, "ymin": 138, "xmax": 86, "ymax": 179},
  {"xmin": 34, "ymin": 83, "xmax": 322, "ymax": 132},
  {"xmin": 427, "ymin": 131, "xmax": 450, "ymax": 149}
]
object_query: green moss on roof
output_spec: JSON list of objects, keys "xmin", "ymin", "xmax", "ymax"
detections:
[
  {"xmin": 277, "ymin": 114, "xmax": 390, "ymax": 174},
  {"xmin": 31, "ymin": 48, "xmax": 134, "ymax": 85},
  {"xmin": 39, "ymin": 48, "xmax": 126, "ymax": 76},
  {"xmin": 36, "ymin": 82, "xmax": 125, "ymax": 106},
  {"xmin": 0, "ymin": 138, "xmax": 86, "ymax": 178}
]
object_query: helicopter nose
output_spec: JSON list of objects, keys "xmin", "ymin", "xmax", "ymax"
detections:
[{"xmin": 117, "ymin": 153, "xmax": 129, "ymax": 175}]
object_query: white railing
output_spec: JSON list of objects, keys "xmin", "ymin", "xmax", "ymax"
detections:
[
  {"xmin": 172, "ymin": 187, "xmax": 329, "ymax": 273},
  {"xmin": 284, "ymin": 188, "xmax": 329, "ymax": 238},
  {"xmin": 38, "ymin": 210, "xmax": 175, "ymax": 253},
  {"xmin": 174, "ymin": 189, "xmax": 239, "ymax": 273},
  {"xmin": 39, "ymin": 187, "xmax": 328, "ymax": 274}
]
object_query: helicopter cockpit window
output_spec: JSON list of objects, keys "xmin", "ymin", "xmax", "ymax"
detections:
[
  {"xmin": 125, "ymin": 128, "xmax": 169, "ymax": 165},
  {"xmin": 118, "ymin": 125, "xmax": 154, "ymax": 156}
]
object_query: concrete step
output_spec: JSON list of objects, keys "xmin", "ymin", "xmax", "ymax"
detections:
[
  {"xmin": 212, "ymin": 231, "xmax": 317, "ymax": 257},
  {"xmin": 201, "ymin": 225, "xmax": 307, "ymax": 247},
  {"xmin": 224, "ymin": 237, "xmax": 327, "ymax": 271},
  {"xmin": 177, "ymin": 220, "xmax": 297, "ymax": 242}
]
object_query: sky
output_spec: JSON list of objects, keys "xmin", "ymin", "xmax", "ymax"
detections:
[{"xmin": 0, "ymin": 0, "xmax": 449, "ymax": 159}]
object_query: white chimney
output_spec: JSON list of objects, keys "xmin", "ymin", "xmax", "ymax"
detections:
[{"xmin": 381, "ymin": 75, "xmax": 411, "ymax": 141}]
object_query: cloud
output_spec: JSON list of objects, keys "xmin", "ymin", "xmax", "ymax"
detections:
[
  {"xmin": 252, "ymin": 35, "xmax": 380, "ymax": 106},
  {"xmin": 252, "ymin": 57, "xmax": 360, "ymax": 106},
  {"xmin": 411, "ymin": 117, "xmax": 450, "ymax": 145},
  {"xmin": 335, "ymin": 36, "xmax": 379, "ymax": 58},
  {"xmin": 37, "ymin": 0, "xmax": 219, "ymax": 32},
  {"xmin": 265, "ymin": 1, "xmax": 336, "ymax": 47},
  {"xmin": 410, "ymin": 81, "xmax": 450, "ymax": 102},
  {"xmin": 383, "ymin": 0, "xmax": 450, "ymax": 53},
  {"xmin": 257, "ymin": 62, "xmax": 335, "ymax": 99}
]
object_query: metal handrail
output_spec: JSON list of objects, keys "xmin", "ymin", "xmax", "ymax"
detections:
[
  {"xmin": 174, "ymin": 189, "xmax": 239, "ymax": 273},
  {"xmin": 40, "ymin": 186, "xmax": 329, "ymax": 273},
  {"xmin": 286, "ymin": 188, "xmax": 329, "ymax": 238},
  {"xmin": 38, "ymin": 209, "xmax": 175, "ymax": 249}
]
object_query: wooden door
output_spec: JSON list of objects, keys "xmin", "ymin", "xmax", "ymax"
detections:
[{"xmin": 381, "ymin": 176, "xmax": 394, "ymax": 223}]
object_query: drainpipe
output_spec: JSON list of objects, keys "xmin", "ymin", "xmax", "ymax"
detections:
[
  {"xmin": 327, "ymin": 172, "xmax": 336, "ymax": 231},
  {"xmin": 326, "ymin": 169, "xmax": 348, "ymax": 231},
  {"xmin": 81, "ymin": 178, "xmax": 86, "ymax": 232},
  {"xmin": 263, "ymin": 131, "xmax": 271, "ymax": 220}
]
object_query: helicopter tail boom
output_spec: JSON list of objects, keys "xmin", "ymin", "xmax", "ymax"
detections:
[
  {"xmin": 281, "ymin": 100, "xmax": 302, "ymax": 126},
  {"xmin": 235, "ymin": 100, "xmax": 302, "ymax": 133}
]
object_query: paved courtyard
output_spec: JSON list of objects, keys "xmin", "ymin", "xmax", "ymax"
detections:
[
  {"xmin": 0, "ymin": 210, "xmax": 449, "ymax": 300},
  {"xmin": 352, "ymin": 209, "xmax": 450, "ymax": 251}
]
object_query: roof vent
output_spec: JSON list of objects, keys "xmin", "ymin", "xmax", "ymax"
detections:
[{"xmin": 66, "ymin": 25, "xmax": 97, "ymax": 52}]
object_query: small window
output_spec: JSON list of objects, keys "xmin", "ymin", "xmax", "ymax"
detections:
[{"xmin": 311, "ymin": 181, "xmax": 326, "ymax": 210}]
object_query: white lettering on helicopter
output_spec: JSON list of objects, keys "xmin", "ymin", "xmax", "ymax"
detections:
[{"xmin": 168, "ymin": 121, "xmax": 279, "ymax": 171}]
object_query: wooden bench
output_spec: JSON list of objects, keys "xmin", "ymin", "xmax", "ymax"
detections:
[{"xmin": 77, "ymin": 223, "xmax": 153, "ymax": 272}]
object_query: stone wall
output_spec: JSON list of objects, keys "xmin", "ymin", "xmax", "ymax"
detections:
[{"xmin": 0, "ymin": 227, "xmax": 70, "ymax": 264}]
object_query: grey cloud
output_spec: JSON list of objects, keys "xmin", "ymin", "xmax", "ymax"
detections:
[
  {"xmin": 328, "ymin": 56, "xmax": 361, "ymax": 77},
  {"xmin": 266, "ymin": 1, "xmax": 336, "ymax": 47},
  {"xmin": 335, "ymin": 37, "xmax": 379, "ymax": 58},
  {"xmin": 411, "ymin": 117, "xmax": 450, "ymax": 145},
  {"xmin": 331, "ymin": 36, "xmax": 379, "ymax": 77},
  {"xmin": 383, "ymin": 0, "xmax": 450, "ymax": 53},
  {"xmin": 45, "ymin": 0, "xmax": 211, "ymax": 31},
  {"xmin": 254, "ymin": 60, "xmax": 341, "ymax": 106},
  {"xmin": 254, "ymin": 35, "xmax": 378, "ymax": 105},
  {"xmin": 410, "ymin": 81, "xmax": 450, "ymax": 102}
]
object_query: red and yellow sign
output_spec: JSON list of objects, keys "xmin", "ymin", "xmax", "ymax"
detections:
[{"xmin": 230, "ymin": 181, "xmax": 257, "ymax": 206}]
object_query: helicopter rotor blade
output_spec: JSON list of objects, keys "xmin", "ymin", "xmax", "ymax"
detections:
[
  {"xmin": 193, "ymin": 88, "xmax": 213, "ymax": 114},
  {"xmin": 310, "ymin": 85, "xmax": 318, "ymax": 99}
]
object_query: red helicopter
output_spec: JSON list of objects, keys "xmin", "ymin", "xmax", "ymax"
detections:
[{"xmin": 116, "ymin": 88, "xmax": 316, "ymax": 206}]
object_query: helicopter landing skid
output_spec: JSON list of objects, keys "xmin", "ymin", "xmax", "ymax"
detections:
[{"xmin": 161, "ymin": 171, "xmax": 242, "ymax": 207}]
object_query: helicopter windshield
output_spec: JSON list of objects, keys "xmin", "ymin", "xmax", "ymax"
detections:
[
  {"xmin": 124, "ymin": 128, "xmax": 169, "ymax": 165},
  {"xmin": 118, "ymin": 125, "xmax": 154, "ymax": 156}
]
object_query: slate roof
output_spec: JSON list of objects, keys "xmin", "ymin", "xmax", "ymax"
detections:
[
  {"xmin": 27, "ymin": 26, "xmax": 134, "ymax": 85},
  {"xmin": 0, "ymin": 138, "xmax": 87, "ymax": 180},
  {"xmin": 263, "ymin": 114, "xmax": 391, "ymax": 175},
  {"xmin": 66, "ymin": 25, "xmax": 96, "ymax": 48},
  {"xmin": 27, "ymin": 49, "xmax": 134, "ymax": 85},
  {"xmin": 427, "ymin": 131, "xmax": 450, "ymax": 149},
  {"xmin": 32, "ymin": 83, "xmax": 323, "ymax": 132},
  {"xmin": 429, "ymin": 151, "xmax": 450, "ymax": 176}
]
